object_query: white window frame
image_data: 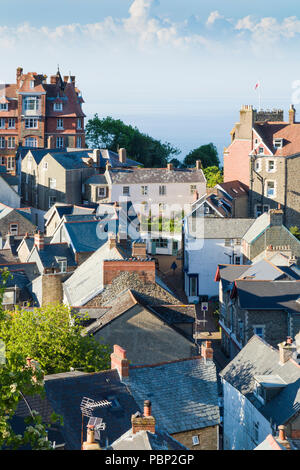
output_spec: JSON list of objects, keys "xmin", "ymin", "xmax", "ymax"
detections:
[
  {"xmin": 53, "ymin": 102, "xmax": 63, "ymax": 111},
  {"xmin": 97, "ymin": 187, "xmax": 106, "ymax": 198},
  {"xmin": 0, "ymin": 137, "xmax": 5, "ymax": 148},
  {"xmin": 25, "ymin": 118, "xmax": 38, "ymax": 129},
  {"xmin": 24, "ymin": 96, "xmax": 38, "ymax": 111},
  {"xmin": 0, "ymin": 103, "xmax": 8, "ymax": 111},
  {"xmin": 123, "ymin": 186, "xmax": 130, "ymax": 196},
  {"xmin": 266, "ymin": 159, "xmax": 276, "ymax": 173},
  {"xmin": 9, "ymin": 223, "xmax": 18, "ymax": 235},
  {"xmin": 255, "ymin": 158, "xmax": 262, "ymax": 172},
  {"xmin": 57, "ymin": 118, "xmax": 64, "ymax": 130},
  {"xmin": 7, "ymin": 157, "xmax": 14, "ymax": 170},
  {"xmin": 141, "ymin": 185, "xmax": 148, "ymax": 196},
  {"xmin": 76, "ymin": 136, "xmax": 82, "ymax": 148},
  {"xmin": 8, "ymin": 118, "xmax": 15, "ymax": 129},
  {"xmin": 159, "ymin": 185, "xmax": 166, "ymax": 196},
  {"xmin": 265, "ymin": 180, "xmax": 276, "ymax": 199},
  {"xmin": 7, "ymin": 137, "xmax": 15, "ymax": 149},
  {"xmin": 56, "ymin": 136, "xmax": 64, "ymax": 148},
  {"xmin": 0, "ymin": 118, "xmax": 5, "ymax": 129},
  {"xmin": 30, "ymin": 80, "xmax": 35, "ymax": 89},
  {"xmin": 58, "ymin": 258, "xmax": 67, "ymax": 273},
  {"xmin": 273, "ymin": 138, "xmax": 283, "ymax": 149},
  {"xmin": 25, "ymin": 137, "xmax": 37, "ymax": 148}
]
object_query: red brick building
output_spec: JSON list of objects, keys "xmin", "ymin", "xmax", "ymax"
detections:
[{"xmin": 0, "ymin": 67, "xmax": 85, "ymax": 175}]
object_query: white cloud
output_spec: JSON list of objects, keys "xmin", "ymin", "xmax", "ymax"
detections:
[{"xmin": 206, "ymin": 11, "xmax": 223, "ymax": 27}]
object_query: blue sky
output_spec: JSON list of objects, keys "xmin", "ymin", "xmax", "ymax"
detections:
[{"xmin": 1, "ymin": 0, "xmax": 300, "ymax": 162}]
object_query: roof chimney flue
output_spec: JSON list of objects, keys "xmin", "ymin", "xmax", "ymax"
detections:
[
  {"xmin": 82, "ymin": 425, "xmax": 101, "ymax": 450},
  {"xmin": 132, "ymin": 399, "xmax": 156, "ymax": 435},
  {"xmin": 118, "ymin": 148, "xmax": 127, "ymax": 164},
  {"xmin": 289, "ymin": 104, "xmax": 296, "ymax": 124}
]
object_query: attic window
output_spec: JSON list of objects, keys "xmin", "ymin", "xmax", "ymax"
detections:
[
  {"xmin": 258, "ymin": 147, "xmax": 264, "ymax": 154},
  {"xmin": 53, "ymin": 102, "xmax": 63, "ymax": 111},
  {"xmin": 273, "ymin": 138, "xmax": 283, "ymax": 149},
  {"xmin": 192, "ymin": 436, "xmax": 200, "ymax": 446}
]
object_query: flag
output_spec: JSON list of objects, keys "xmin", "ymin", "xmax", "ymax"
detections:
[{"xmin": 254, "ymin": 81, "xmax": 260, "ymax": 90}]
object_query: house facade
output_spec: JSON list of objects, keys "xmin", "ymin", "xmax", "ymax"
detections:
[
  {"xmin": 0, "ymin": 67, "xmax": 85, "ymax": 175},
  {"xmin": 224, "ymin": 104, "xmax": 300, "ymax": 227},
  {"xmin": 220, "ymin": 335, "xmax": 300, "ymax": 450}
]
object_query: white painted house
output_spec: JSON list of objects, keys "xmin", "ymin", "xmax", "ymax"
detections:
[
  {"xmin": 183, "ymin": 208, "xmax": 254, "ymax": 301},
  {"xmin": 220, "ymin": 335, "xmax": 300, "ymax": 450}
]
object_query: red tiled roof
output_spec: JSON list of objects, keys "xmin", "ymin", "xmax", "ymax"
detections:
[{"xmin": 255, "ymin": 121, "xmax": 300, "ymax": 157}]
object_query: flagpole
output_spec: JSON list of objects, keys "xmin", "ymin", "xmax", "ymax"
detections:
[{"xmin": 259, "ymin": 81, "xmax": 261, "ymax": 111}]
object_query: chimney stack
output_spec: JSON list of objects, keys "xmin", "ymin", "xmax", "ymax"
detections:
[
  {"xmin": 110, "ymin": 345, "xmax": 129, "ymax": 379},
  {"xmin": 132, "ymin": 240, "xmax": 147, "ymax": 258},
  {"xmin": 201, "ymin": 340, "xmax": 213, "ymax": 362},
  {"xmin": 118, "ymin": 148, "xmax": 127, "ymax": 164},
  {"xmin": 82, "ymin": 425, "xmax": 101, "ymax": 450},
  {"xmin": 196, "ymin": 160, "xmax": 202, "ymax": 170},
  {"xmin": 167, "ymin": 163, "xmax": 173, "ymax": 171},
  {"xmin": 16, "ymin": 67, "xmax": 23, "ymax": 85},
  {"xmin": 269, "ymin": 209, "xmax": 283, "ymax": 227},
  {"xmin": 47, "ymin": 136, "xmax": 54, "ymax": 149},
  {"xmin": 278, "ymin": 425, "xmax": 286, "ymax": 442},
  {"xmin": 289, "ymin": 104, "xmax": 296, "ymax": 125},
  {"xmin": 131, "ymin": 400, "xmax": 156, "ymax": 435},
  {"xmin": 50, "ymin": 75, "xmax": 58, "ymax": 85},
  {"xmin": 92, "ymin": 149, "xmax": 100, "ymax": 166},
  {"xmin": 278, "ymin": 337, "xmax": 296, "ymax": 365},
  {"xmin": 34, "ymin": 231, "xmax": 45, "ymax": 251},
  {"xmin": 108, "ymin": 234, "xmax": 117, "ymax": 250}
]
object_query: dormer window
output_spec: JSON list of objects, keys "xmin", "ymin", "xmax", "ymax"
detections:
[
  {"xmin": 54, "ymin": 102, "xmax": 63, "ymax": 111},
  {"xmin": 0, "ymin": 103, "xmax": 8, "ymax": 111},
  {"xmin": 254, "ymin": 375, "xmax": 287, "ymax": 404},
  {"xmin": 30, "ymin": 80, "xmax": 35, "ymax": 89},
  {"xmin": 56, "ymin": 257, "xmax": 67, "ymax": 273},
  {"xmin": 273, "ymin": 138, "xmax": 283, "ymax": 149}
]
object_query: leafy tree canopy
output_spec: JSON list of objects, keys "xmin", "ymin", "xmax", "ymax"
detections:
[
  {"xmin": 290, "ymin": 226, "xmax": 300, "ymax": 241},
  {"xmin": 0, "ymin": 270, "xmax": 111, "ymax": 448},
  {"xmin": 203, "ymin": 166, "xmax": 224, "ymax": 188},
  {"xmin": 85, "ymin": 115, "xmax": 180, "ymax": 168},
  {"xmin": 183, "ymin": 143, "xmax": 220, "ymax": 169}
]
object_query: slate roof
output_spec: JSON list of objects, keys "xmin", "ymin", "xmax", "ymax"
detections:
[
  {"xmin": 233, "ymin": 280, "xmax": 300, "ymax": 313},
  {"xmin": 64, "ymin": 220, "xmax": 108, "ymax": 253},
  {"xmin": 187, "ymin": 216, "xmax": 254, "ymax": 239},
  {"xmin": 85, "ymin": 174, "xmax": 108, "ymax": 185},
  {"xmin": 36, "ymin": 243, "xmax": 77, "ymax": 269},
  {"xmin": 63, "ymin": 240, "xmax": 124, "ymax": 306},
  {"xmin": 110, "ymin": 428, "xmax": 188, "ymax": 450},
  {"xmin": 108, "ymin": 167, "xmax": 206, "ymax": 184},
  {"xmin": 124, "ymin": 357, "xmax": 220, "ymax": 434},
  {"xmin": 220, "ymin": 335, "xmax": 300, "ymax": 426},
  {"xmin": 43, "ymin": 369, "xmax": 141, "ymax": 449}
]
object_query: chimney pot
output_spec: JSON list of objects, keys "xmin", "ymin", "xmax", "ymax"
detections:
[
  {"xmin": 144, "ymin": 400, "xmax": 152, "ymax": 417},
  {"xmin": 289, "ymin": 104, "xmax": 296, "ymax": 124},
  {"xmin": 167, "ymin": 163, "xmax": 173, "ymax": 171},
  {"xmin": 82, "ymin": 425, "xmax": 101, "ymax": 450}
]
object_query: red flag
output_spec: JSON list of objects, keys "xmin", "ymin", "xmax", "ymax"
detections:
[{"xmin": 254, "ymin": 81, "xmax": 260, "ymax": 90}]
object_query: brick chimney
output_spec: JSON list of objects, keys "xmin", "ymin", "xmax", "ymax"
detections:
[
  {"xmin": 132, "ymin": 400, "xmax": 156, "ymax": 435},
  {"xmin": 167, "ymin": 163, "xmax": 173, "ymax": 171},
  {"xmin": 196, "ymin": 160, "xmax": 202, "ymax": 170},
  {"xmin": 289, "ymin": 104, "xmax": 296, "ymax": 124},
  {"xmin": 278, "ymin": 337, "xmax": 296, "ymax": 365},
  {"xmin": 34, "ymin": 231, "xmax": 44, "ymax": 251},
  {"xmin": 82, "ymin": 425, "xmax": 101, "ymax": 450},
  {"xmin": 118, "ymin": 148, "xmax": 127, "ymax": 164},
  {"xmin": 201, "ymin": 340, "xmax": 213, "ymax": 362},
  {"xmin": 50, "ymin": 75, "xmax": 57, "ymax": 85},
  {"xmin": 132, "ymin": 240, "xmax": 147, "ymax": 258},
  {"xmin": 103, "ymin": 259, "xmax": 156, "ymax": 285},
  {"xmin": 41, "ymin": 273, "xmax": 63, "ymax": 306},
  {"xmin": 110, "ymin": 345, "xmax": 129, "ymax": 379}
]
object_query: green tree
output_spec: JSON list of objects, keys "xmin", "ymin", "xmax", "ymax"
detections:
[
  {"xmin": 0, "ymin": 303, "xmax": 111, "ymax": 375},
  {"xmin": 85, "ymin": 114, "xmax": 180, "ymax": 167},
  {"xmin": 0, "ymin": 269, "xmax": 111, "ymax": 449},
  {"xmin": 290, "ymin": 226, "xmax": 300, "ymax": 240},
  {"xmin": 169, "ymin": 158, "xmax": 183, "ymax": 168},
  {"xmin": 183, "ymin": 143, "xmax": 220, "ymax": 169},
  {"xmin": 203, "ymin": 166, "xmax": 224, "ymax": 188}
]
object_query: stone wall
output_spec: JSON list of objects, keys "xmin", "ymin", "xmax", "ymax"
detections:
[
  {"xmin": 172, "ymin": 425, "xmax": 218, "ymax": 450},
  {"xmin": 41, "ymin": 273, "xmax": 63, "ymax": 306}
]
